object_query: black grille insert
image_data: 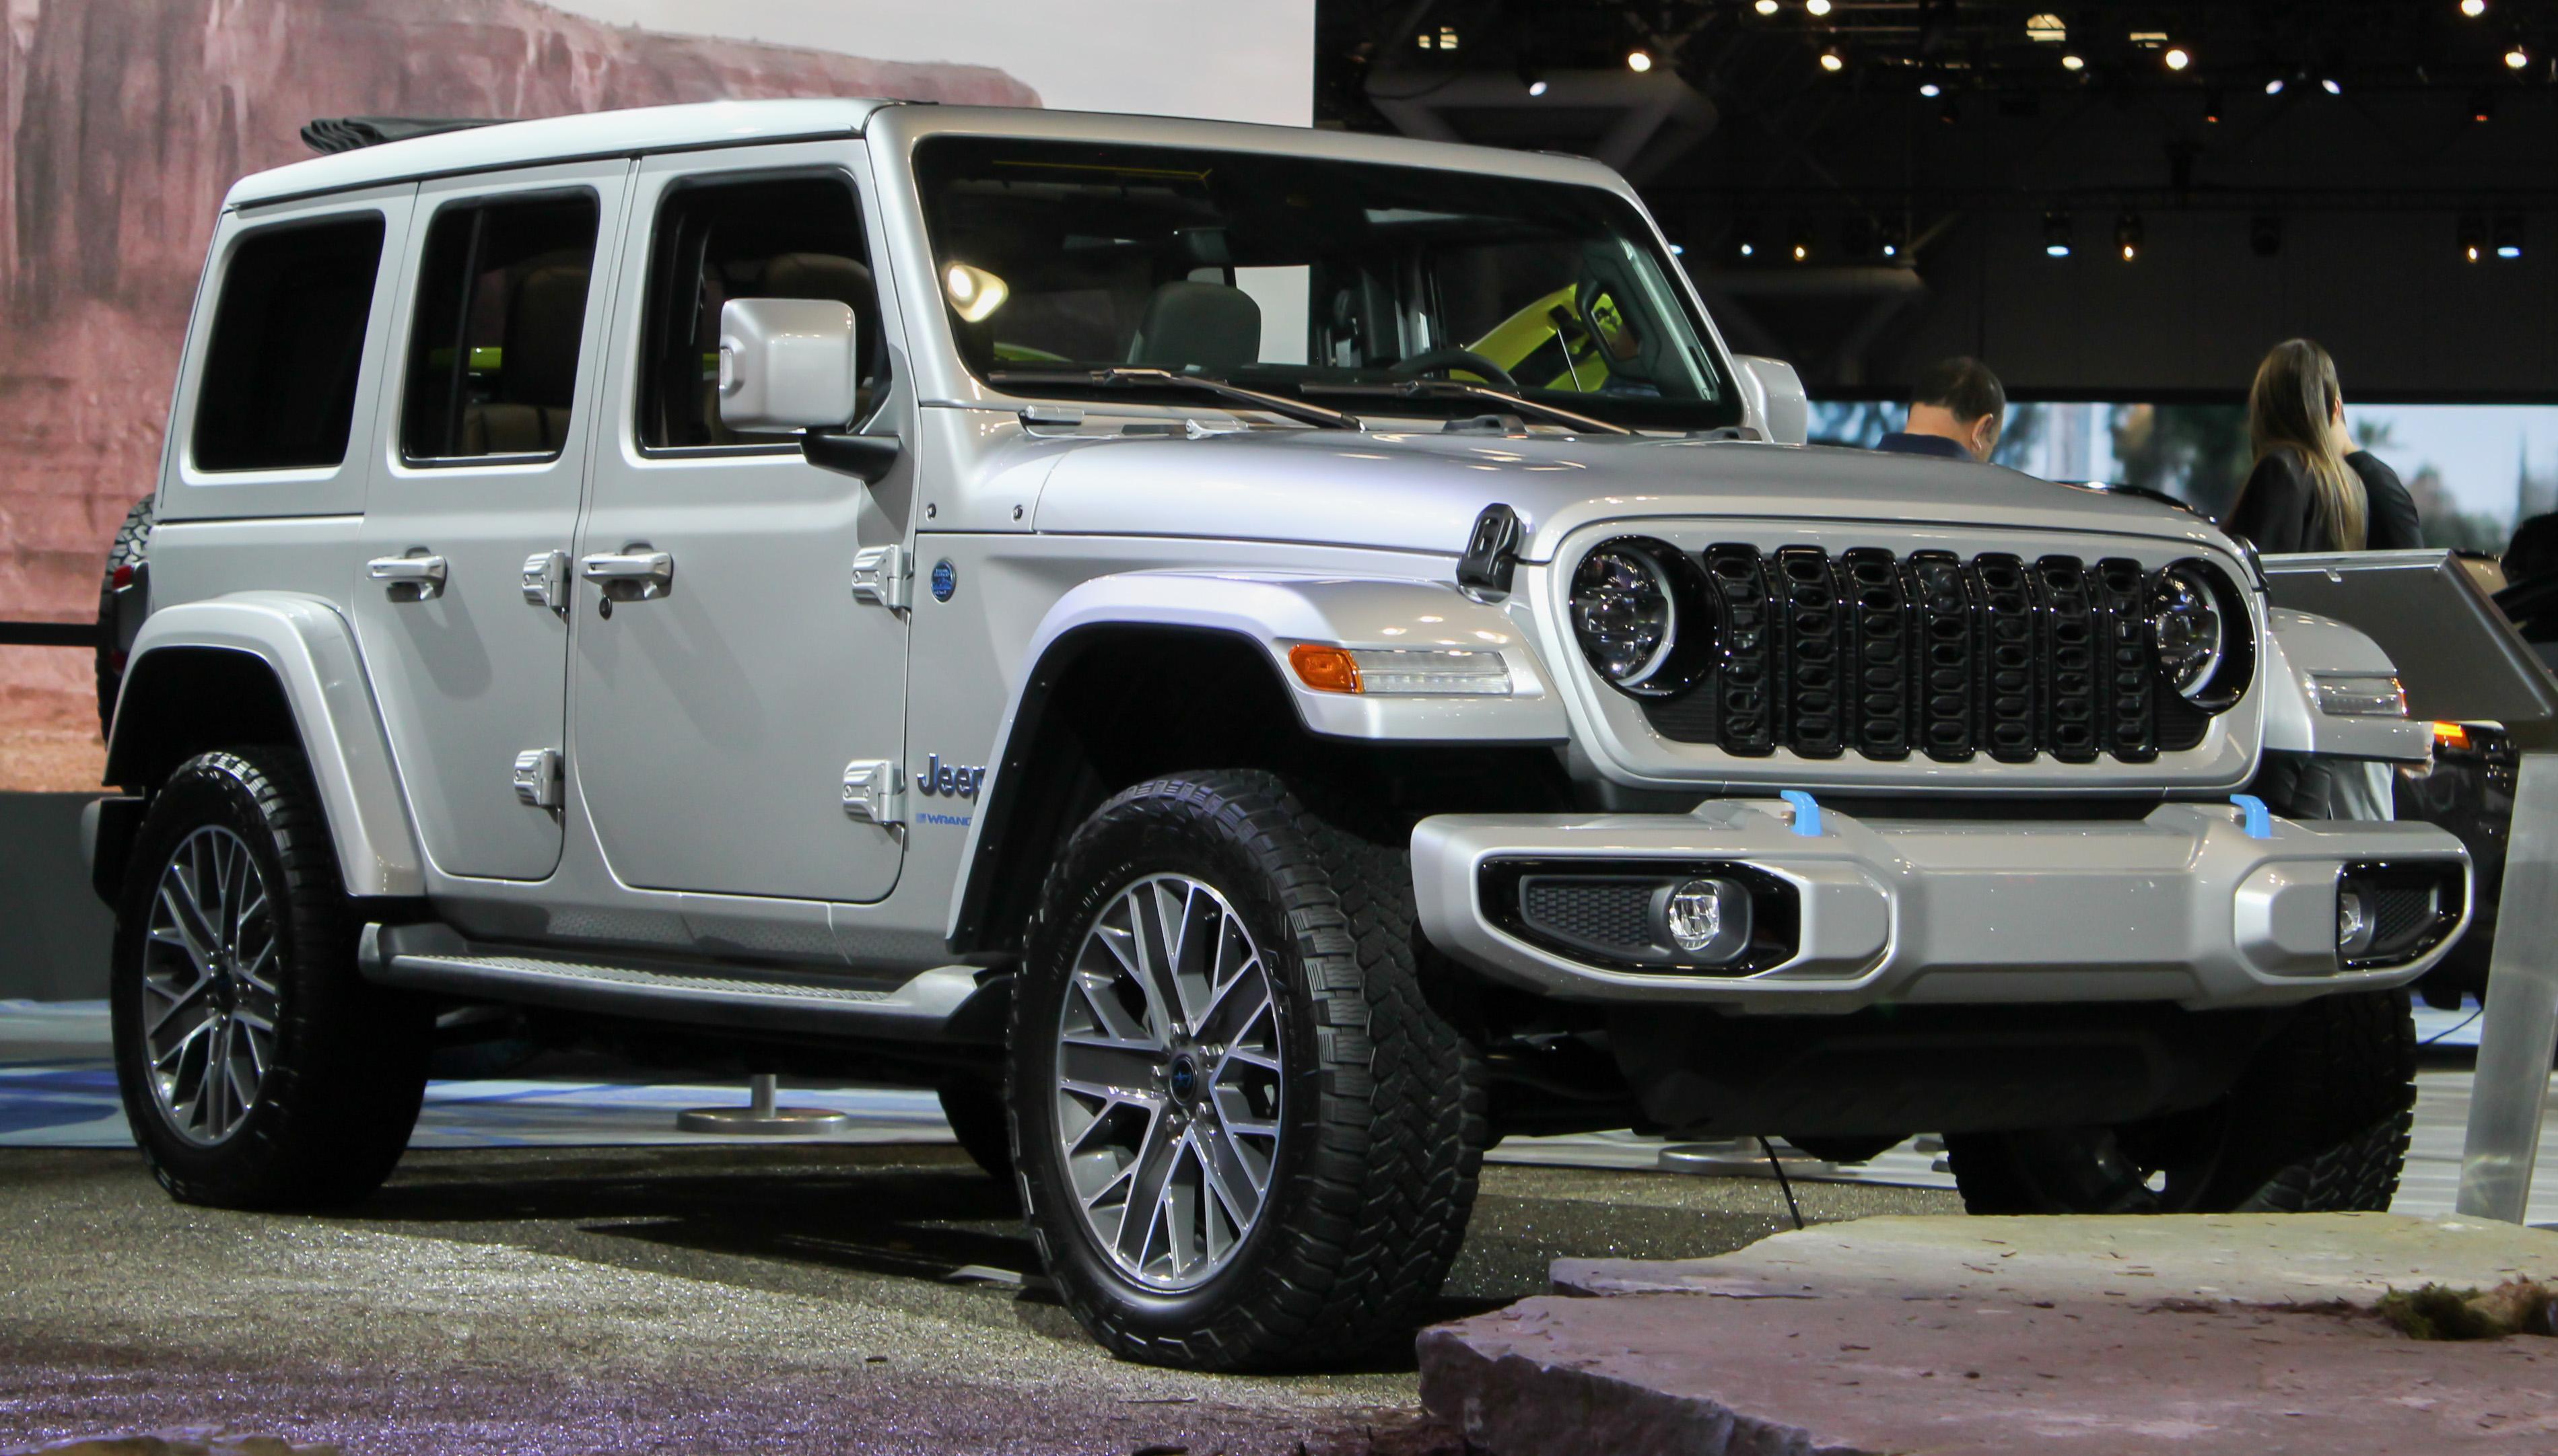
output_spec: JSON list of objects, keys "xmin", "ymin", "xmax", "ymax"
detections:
[{"xmin": 1639, "ymin": 546, "xmax": 2242, "ymax": 765}]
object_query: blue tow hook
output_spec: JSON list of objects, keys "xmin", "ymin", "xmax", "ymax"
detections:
[
  {"xmin": 2228, "ymin": 793, "xmax": 2273, "ymax": 839},
  {"xmin": 1778, "ymin": 790, "xmax": 1824, "ymax": 837}
]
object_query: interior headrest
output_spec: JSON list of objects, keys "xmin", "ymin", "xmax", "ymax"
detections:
[
  {"xmin": 1128, "ymin": 279, "xmax": 1261, "ymax": 376},
  {"xmin": 502, "ymin": 260, "xmax": 590, "ymax": 407},
  {"xmin": 763, "ymin": 252, "xmax": 874, "ymax": 310}
]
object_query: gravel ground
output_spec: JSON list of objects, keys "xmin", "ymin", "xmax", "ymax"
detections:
[{"xmin": 0, "ymin": 1142, "xmax": 1959, "ymax": 1454}]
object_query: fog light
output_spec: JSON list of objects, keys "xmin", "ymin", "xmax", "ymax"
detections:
[
  {"xmin": 1654, "ymin": 877, "xmax": 1751, "ymax": 963},
  {"xmin": 2337, "ymin": 882, "xmax": 2377, "ymax": 959}
]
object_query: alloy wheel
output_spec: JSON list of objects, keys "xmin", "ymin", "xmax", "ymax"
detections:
[
  {"xmin": 1053, "ymin": 873, "xmax": 1284, "ymax": 1291},
  {"xmin": 137, "ymin": 825, "xmax": 281, "ymax": 1146}
]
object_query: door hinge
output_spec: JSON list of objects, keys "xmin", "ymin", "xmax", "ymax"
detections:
[
  {"xmin": 850, "ymin": 544, "xmax": 910, "ymax": 611},
  {"xmin": 841, "ymin": 758, "xmax": 905, "ymax": 826},
  {"xmin": 513, "ymin": 748, "xmax": 563, "ymax": 808},
  {"xmin": 521, "ymin": 550, "xmax": 570, "ymax": 612}
]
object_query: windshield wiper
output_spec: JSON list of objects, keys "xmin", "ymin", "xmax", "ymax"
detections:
[
  {"xmin": 987, "ymin": 367, "xmax": 1362, "ymax": 431},
  {"xmin": 1300, "ymin": 379, "xmax": 1635, "ymax": 436}
]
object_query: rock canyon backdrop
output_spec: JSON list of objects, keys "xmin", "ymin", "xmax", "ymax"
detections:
[{"xmin": 0, "ymin": 0, "xmax": 1311, "ymax": 789}]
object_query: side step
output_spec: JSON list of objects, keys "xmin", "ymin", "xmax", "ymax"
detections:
[{"xmin": 356, "ymin": 922, "xmax": 1000, "ymax": 1043}]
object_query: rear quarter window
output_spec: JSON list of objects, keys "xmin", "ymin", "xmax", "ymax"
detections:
[{"xmin": 191, "ymin": 215, "xmax": 386, "ymax": 472}]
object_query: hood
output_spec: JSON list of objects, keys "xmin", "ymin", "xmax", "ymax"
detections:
[{"xmin": 1029, "ymin": 428, "xmax": 2236, "ymax": 563}]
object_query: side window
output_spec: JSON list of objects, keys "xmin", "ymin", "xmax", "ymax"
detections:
[
  {"xmin": 192, "ymin": 215, "xmax": 386, "ymax": 472},
  {"xmin": 637, "ymin": 174, "xmax": 880, "ymax": 450},
  {"xmin": 401, "ymin": 193, "xmax": 601, "ymax": 463}
]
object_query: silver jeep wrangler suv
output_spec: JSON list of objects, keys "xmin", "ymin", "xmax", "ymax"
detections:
[{"xmin": 88, "ymin": 99, "xmax": 2469, "ymax": 1370}]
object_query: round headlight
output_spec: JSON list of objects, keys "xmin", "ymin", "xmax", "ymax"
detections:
[
  {"xmin": 2148, "ymin": 563, "xmax": 2225, "ymax": 699},
  {"xmin": 1571, "ymin": 541, "xmax": 1683, "ymax": 691}
]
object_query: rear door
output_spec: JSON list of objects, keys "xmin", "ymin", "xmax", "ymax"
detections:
[
  {"xmin": 353, "ymin": 163, "xmax": 629, "ymax": 882},
  {"xmin": 567, "ymin": 144, "xmax": 912, "ymax": 904}
]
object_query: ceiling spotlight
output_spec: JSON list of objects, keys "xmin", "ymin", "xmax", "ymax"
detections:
[
  {"xmin": 2027, "ymin": 12, "xmax": 2067, "ymax": 42},
  {"xmin": 1805, "ymin": 0, "xmax": 1832, "ymax": 14},
  {"xmin": 1519, "ymin": 57, "xmax": 1547, "ymax": 96},
  {"xmin": 2250, "ymin": 215, "xmax": 2284, "ymax": 257},
  {"xmin": 2472, "ymin": 88, "xmax": 2496, "ymax": 122},
  {"xmin": 2164, "ymin": 46, "xmax": 2192, "ymax": 71},
  {"xmin": 1791, "ymin": 222, "xmax": 1814, "ymax": 263},
  {"xmin": 1735, "ymin": 221, "xmax": 1760, "ymax": 260},
  {"xmin": 2205, "ymin": 88, "xmax": 2225, "ymax": 122},
  {"xmin": 2495, "ymin": 215, "xmax": 2525, "ymax": 260},
  {"xmin": 1527, "ymin": 78, "xmax": 1548, "ymax": 96},
  {"xmin": 1920, "ymin": 81, "xmax": 1942, "ymax": 97},
  {"xmin": 1938, "ymin": 94, "xmax": 1961, "ymax": 123},
  {"xmin": 2116, "ymin": 212, "xmax": 2144, "ymax": 261},
  {"xmin": 2460, "ymin": 213, "xmax": 2485, "ymax": 263},
  {"xmin": 1627, "ymin": 48, "xmax": 1653, "ymax": 73},
  {"xmin": 2061, "ymin": 53, "xmax": 2085, "ymax": 71},
  {"xmin": 2462, "ymin": 0, "xmax": 2487, "ymax": 15},
  {"xmin": 2265, "ymin": 76, "xmax": 2287, "ymax": 94},
  {"xmin": 2044, "ymin": 210, "xmax": 2074, "ymax": 258},
  {"xmin": 1819, "ymin": 47, "xmax": 1845, "ymax": 72},
  {"xmin": 2321, "ymin": 77, "xmax": 2343, "ymax": 94},
  {"xmin": 2505, "ymin": 44, "xmax": 2529, "ymax": 69},
  {"xmin": 1755, "ymin": 0, "xmax": 1779, "ymax": 13}
]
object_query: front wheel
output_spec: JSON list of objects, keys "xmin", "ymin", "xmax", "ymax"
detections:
[
  {"xmin": 1946, "ymin": 990, "xmax": 2415, "ymax": 1214},
  {"xmin": 109, "ymin": 747, "xmax": 432, "ymax": 1208},
  {"xmin": 1008, "ymin": 771, "xmax": 1485, "ymax": 1370}
]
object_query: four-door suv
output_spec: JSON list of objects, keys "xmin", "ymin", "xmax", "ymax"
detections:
[{"xmin": 89, "ymin": 99, "xmax": 2470, "ymax": 1370}]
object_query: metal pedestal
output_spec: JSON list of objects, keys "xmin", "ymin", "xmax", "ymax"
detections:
[
  {"xmin": 1659, "ymin": 1139, "xmax": 1838, "ymax": 1180},
  {"xmin": 675, "ymin": 1073, "xmax": 849, "ymax": 1136},
  {"xmin": 2457, "ymin": 748, "xmax": 2558, "ymax": 1223}
]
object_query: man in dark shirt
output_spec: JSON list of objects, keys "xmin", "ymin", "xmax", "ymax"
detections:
[{"xmin": 1875, "ymin": 356, "xmax": 2005, "ymax": 462}]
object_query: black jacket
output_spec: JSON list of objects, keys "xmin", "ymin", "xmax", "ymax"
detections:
[{"xmin": 2224, "ymin": 447, "xmax": 2423, "ymax": 553}]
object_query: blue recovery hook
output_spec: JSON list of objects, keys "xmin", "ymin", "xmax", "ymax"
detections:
[
  {"xmin": 2228, "ymin": 793, "xmax": 2273, "ymax": 839},
  {"xmin": 1778, "ymin": 790, "xmax": 1824, "ymax": 837}
]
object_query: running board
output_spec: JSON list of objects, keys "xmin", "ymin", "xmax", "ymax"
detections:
[{"xmin": 356, "ymin": 922, "xmax": 999, "ymax": 1043}]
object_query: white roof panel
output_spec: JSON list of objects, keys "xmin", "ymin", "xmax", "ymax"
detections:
[{"xmin": 226, "ymin": 99, "xmax": 893, "ymax": 209}]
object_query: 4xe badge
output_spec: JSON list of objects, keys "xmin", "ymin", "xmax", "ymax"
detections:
[{"xmin": 915, "ymin": 753, "xmax": 985, "ymax": 799}]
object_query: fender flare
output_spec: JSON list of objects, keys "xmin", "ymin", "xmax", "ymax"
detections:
[
  {"xmin": 944, "ymin": 569, "xmax": 1569, "ymax": 947},
  {"xmin": 105, "ymin": 592, "xmax": 425, "ymax": 897},
  {"xmin": 2259, "ymin": 606, "xmax": 2431, "ymax": 762}
]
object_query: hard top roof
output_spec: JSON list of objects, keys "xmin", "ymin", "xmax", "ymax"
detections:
[{"xmin": 226, "ymin": 98, "xmax": 894, "ymax": 209}]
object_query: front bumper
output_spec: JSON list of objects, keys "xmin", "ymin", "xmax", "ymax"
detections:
[{"xmin": 1412, "ymin": 800, "xmax": 2469, "ymax": 1013}]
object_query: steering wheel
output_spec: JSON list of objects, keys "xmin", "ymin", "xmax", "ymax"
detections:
[{"xmin": 1389, "ymin": 347, "xmax": 1521, "ymax": 392}]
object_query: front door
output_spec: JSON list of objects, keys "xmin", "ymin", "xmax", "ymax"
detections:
[
  {"xmin": 354, "ymin": 162, "xmax": 629, "ymax": 882},
  {"xmin": 568, "ymin": 145, "xmax": 911, "ymax": 904}
]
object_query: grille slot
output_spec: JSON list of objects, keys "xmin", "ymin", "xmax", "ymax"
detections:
[{"xmin": 1638, "ymin": 545, "xmax": 2215, "ymax": 764}]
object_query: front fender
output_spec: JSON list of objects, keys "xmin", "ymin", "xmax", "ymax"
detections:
[
  {"xmin": 945, "ymin": 571, "xmax": 1570, "ymax": 945},
  {"xmin": 2259, "ymin": 607, "xmax": 2431, "ymax": 761},
  {"xmin": 107, "ymin": 593, "xmax": 423, "ymax": 897}
]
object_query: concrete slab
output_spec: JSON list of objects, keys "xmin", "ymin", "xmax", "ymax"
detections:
[
  {"xmin": 1555, "ymin": 1212, "xmax": 2558, "ymax": 1303},
  {"xmin": 1422, "ymin": 1214, "xmax": 2558, "ymax": 1455}
]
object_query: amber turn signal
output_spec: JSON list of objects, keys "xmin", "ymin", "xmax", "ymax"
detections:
[
  {"xmin": 1289, "ymin": 643, "xmax": 1363, "ymax": 694},
  {"xmin": 2434, "ymin": 722, "xmax": 2471, "ymax": 753}
]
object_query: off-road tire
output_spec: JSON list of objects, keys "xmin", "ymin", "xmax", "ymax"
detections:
[
  {"xmin": 95, "ymin": 494, "xmax": 154, "ymax": 737},
  {"xmin": 1945, "ymin": 989, "xmax": 2415, "ymax": 1214},
  {"xmin": 110, "ymin": 746, "xmax": 432, "ymax": 1208},
  {"xmin": 1008, "ymin": 770, "xmax": 1487, "ymax": 1371}
]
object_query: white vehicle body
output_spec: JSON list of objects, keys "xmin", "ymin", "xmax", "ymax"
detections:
[{"xmin": 96, "ymin": 97, "xmax": 2464, "ymax": 1178}]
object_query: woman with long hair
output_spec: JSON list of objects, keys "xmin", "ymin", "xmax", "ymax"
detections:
[{"xmin": 2224, "ymin": 338, "xmax": 2421, "ymax": 553}]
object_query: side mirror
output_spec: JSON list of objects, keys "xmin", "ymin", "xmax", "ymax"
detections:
[
  {"xmin": 718, "ymin": 297, "xmax": 860, "ymax": 431},
  {"xmin": 1733, "ymin": 354, "xmax": 1809, "ymax": 446}
]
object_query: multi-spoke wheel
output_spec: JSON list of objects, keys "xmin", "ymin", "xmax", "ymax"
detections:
[
  {"xmin": 1010, "ymin": 770, "xmax": 1486, "ymax": 1371},
  {"xmin": 110, "ymin": 747, "xmax": 431, "ymax": 1208},
  {"xmin": 139, "ymin": 826, "xmax": 281, "ymax": 1146},
  {"xmin": 1054, "ymin": 873, "xmax": 1283, "ymax": 1290}
]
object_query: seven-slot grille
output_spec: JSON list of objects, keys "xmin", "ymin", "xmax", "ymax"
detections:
[{"xmin": 1637, "ymin": 545, "xmax": 2211, "ymax": 763}]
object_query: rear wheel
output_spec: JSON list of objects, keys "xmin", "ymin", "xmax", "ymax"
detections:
[
  {"xmin": 1008, "ymin": 770, "xmax": 1485, "ymax": 1370},
  {"xmin": 1946, "ymin": 990, "xmax": 2415, "ymax": 1214},
  {"xmin": 109, "ymin": 747, "xmax": 432, "ymax": 1208}
]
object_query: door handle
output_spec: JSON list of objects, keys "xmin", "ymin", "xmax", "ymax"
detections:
[
  {"xmin": 581, "ymin": 547, "xmax": 674, "ymax": 601},
  {"xmin": 367, "ymin": 553, "xmax": 448, "ymax": 600}
]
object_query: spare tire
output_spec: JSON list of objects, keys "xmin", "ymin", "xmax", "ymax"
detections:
[{"xmin": 96, "ymin": 494, "xmax": 155, "ymax": 737}]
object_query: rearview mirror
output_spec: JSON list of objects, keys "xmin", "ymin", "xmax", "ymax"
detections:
[
  {"xmin": 1734, "ymin": 354, "xmax": 1809, "ymax": 447},
  {"xmin": 718, "ymin": 297, "xmax": 860, "ymax": 432}
]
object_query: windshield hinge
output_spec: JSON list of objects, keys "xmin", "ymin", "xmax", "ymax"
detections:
[{"xmin": 1456, "ymin": 504, "xmax": 1525, "ymax": 598}]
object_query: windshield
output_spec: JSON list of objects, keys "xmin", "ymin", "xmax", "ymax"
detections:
[{"xmin": 913, "ymin": 136, "xmax": 1741, "ymax": 432}]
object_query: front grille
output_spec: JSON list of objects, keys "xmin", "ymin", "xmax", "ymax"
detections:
[{"xmin": 1639, "ymin": 545, "xmax": 2206, "ymax": 764}]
